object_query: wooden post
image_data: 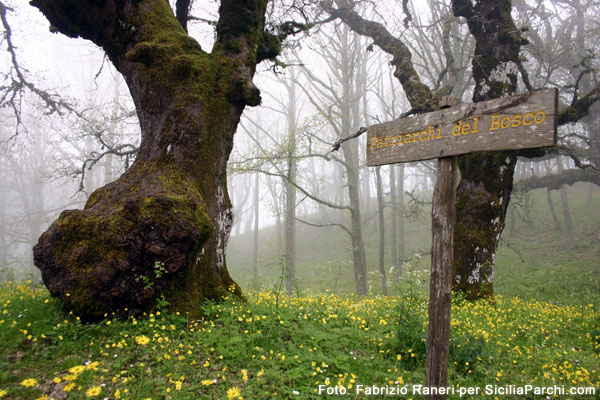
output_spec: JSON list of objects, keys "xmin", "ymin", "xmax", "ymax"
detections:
[
  {"xmin": 425, "ymin": 156, "xmax": 457, "ymax": 400},
  {"xmin": 362, "ymin": 90, "xmax": 557, "ymax": 399}
]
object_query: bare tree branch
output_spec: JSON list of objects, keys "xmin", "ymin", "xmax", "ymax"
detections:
[
  {"xmin": 295, "ymin": 216, "xmax": 352, "ymax": 236},
  {"xmin": 320, "ymin": 0, "xmax": 434, "ymax": 114},
  {"xmin": 327, "ymin": 126, "xmax": 367, "ymax": 156},
  {"xmin": 517, "ymin": 168, "xmax": 599, "ymax": 192},
  {"xmin": 558, "ymin": 81, "xmax": 600, "ymax": 125},
  {"xmin": 0, "ymin": 1, "xmax": 78, "ymax": 133}
]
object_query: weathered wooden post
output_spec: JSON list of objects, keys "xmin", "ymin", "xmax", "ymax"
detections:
[
  {"xmin": 366, "ymin": 89, "xmax": 557, "ymax": 400},
  {"xmin": 425, "ymin": 155, "xmax": 457, "ymax": 399},
  {"xmin": 426, "ymin": 97, "xmax": 458, "ymax": 399}
]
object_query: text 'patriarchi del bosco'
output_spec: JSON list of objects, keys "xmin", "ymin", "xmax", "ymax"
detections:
[{"xmin": 366, "ymin": 88, "xmax": 557, "ymax": 166}]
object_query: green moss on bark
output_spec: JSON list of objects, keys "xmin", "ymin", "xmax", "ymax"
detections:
[
  {"xmin": 35, "ymin": 160, "xmax": 215, "ymax": 320},
  {"xmin": 32, "ymin": 0, "xmax": 261, "ymax": 321}
]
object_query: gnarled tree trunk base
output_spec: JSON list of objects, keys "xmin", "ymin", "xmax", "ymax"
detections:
[{"xmin": 34, "ymin": 159, "xmax": 240, "ymax": 321}]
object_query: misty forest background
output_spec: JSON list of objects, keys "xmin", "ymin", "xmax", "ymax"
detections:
[
  {"xmin": 1, "ymin": 0, "xmax": 597, "ymax": 301},
  {"xmin": 0, "ymin": 0, "xmax": 599, "ymax": 399}
]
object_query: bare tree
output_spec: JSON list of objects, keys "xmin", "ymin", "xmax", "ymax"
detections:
[{"xmin": 297, "ymin": 23, "xmax": 371, "ymax": 295}]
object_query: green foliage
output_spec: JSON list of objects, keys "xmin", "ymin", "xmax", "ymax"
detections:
[
  {"xmin": 135, "ymin": 261, "xmax": 168, "ymax": 290},
  {"xmin": 392, "ymin": 301, "xmax": 428, "ymax": 368},
  {"xmin": 449, "ymin": 333, "xmax": 490, "ymax": 376}
]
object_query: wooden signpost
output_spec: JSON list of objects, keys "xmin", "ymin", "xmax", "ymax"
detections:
[
  {"xmin": 367, "ymin": 88, "xmax": 557, "ymax": 166},
  {"xmin": 366, "ymin": 89, "xmax": 557, "ymax": 399}
]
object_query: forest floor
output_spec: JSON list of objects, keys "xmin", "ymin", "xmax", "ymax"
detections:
[
  {"xmin": 0, "ymin": 184, "xmax": 598, "ymax": 399},
  {"xmin": 0, "ymin": 282, "xmax": 598, "ymax": 399}
]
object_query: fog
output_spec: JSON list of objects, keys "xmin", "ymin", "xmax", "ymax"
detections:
[{"xmin": 0, "ymin": 0, "xmax": 597, "ymax": 297}]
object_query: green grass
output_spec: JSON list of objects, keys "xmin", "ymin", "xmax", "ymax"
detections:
[
  {"xmin": 0, "ymin": 282, "xmax": 598, "ymax": 399},
  {"xmin": 494, "ymin": 185, "xmax": 600, "ymax": 305},
  {"xmin": 0, "ymin": 184, "xmax": 598, "ymax": 399}
]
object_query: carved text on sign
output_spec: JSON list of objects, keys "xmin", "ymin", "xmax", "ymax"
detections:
[{"xmin": 366, "ymin": 89, "xmax": 557, "ymax": 165}]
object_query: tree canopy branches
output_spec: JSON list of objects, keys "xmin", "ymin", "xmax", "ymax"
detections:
[{"xmin": 0, "ymin": 1, "xmax": 76, "ymax": 133}]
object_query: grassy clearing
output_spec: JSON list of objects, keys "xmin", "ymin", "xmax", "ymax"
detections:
[
  {"xmin": 0, "ymin": 185, "xmax": 598, "ymax": 398},
  {"xmin": 0, "ymin": 281, "xmax": 598, "ymax": 399}
]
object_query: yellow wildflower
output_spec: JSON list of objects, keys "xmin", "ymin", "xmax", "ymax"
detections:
[
  {"xmin": 20, "ymin": 378, "xmax": 37, "ymax": 388},
  {"xmin": 64, "ymin": 383, "xmax": 76, "ymax": 392},
  {"xmin": 226, "ymin": 387, "xmax": 243, "ymax": 400},
  {"xmin": 69, "ymin": 365, "xmax": 85, "ymax": 374},
  {"xmin": 135, "ymin": 335, "xmax": 150, "ymax": 345},
  {"xmin": 85, "ymin": 386, "xmax": 102, "ymax": 397}
]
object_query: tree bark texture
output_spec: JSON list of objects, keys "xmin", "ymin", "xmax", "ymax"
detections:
[
  {"xmin": 425, "ymin": 157, "xmax": 457, "ymax": 400},
  {"xmin": 31, "ymin": 0, "xmax": 278, "ymax": 320},
  {"xmin": 451, "ymin": 0, "xmax": 526, "ymax": 299}
]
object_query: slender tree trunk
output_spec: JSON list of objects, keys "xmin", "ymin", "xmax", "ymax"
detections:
[
  {"xmin": 546, "ymin": 190, "xmax": 561, "ymax": 231},
  {"xmin": 389, "ymin": 165, "xmax": 398, "ymax": 281},
  {"xmin": 284, "ymin": 77, "xmax": 297, "ymax": 296},
  {"xmin": 252, "ymin": 173, "xmax": 260, "ymax": 290},
  {"xmin": 556, "ymin": 158, "xmax": 574, "ymax": 248},
  {"xmin": 375, "ymin": 167, "xmax": 387, "ymax": 295},
  {"xmin": 31, "ymin": 0, "xmax": 277, "ymax": 320},
  {"xmin": 362, "ymin": 165, "xmax": 371, "ymax": 217},
  {"xmin": 544, "ymin": 160, "xmax": 561, "ymax": 231},
  {"xmin": 103, "ymin": 79, "xmax": 121, "ymax": 185},
  {"xmin": 343, "ymin": 140, "xmax": 368, "ymax": 296},
  {"xmin": 397, "ymin": 164, "xmax": 406, "ymax": 277},
  {"xmin": 559, "ymin": 187, "xmax": 574, "ymax": 248},
  {"xmin": 508, "ymin": 206, "xmax": 516, "ymax": 237},
  {"xmin": 0, "ymin": 165, "xmax": 6, "ymax": 267},
  {"xmin": 337, "ymin": 26, "xmax": 367, "ymax": 296}
]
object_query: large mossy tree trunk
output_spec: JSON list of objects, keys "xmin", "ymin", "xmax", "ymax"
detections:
[
  {"xmin": 451, "ymin": 0, "xmax": 525, "ymax": 299},
  {"xmin": 31, "ymin": 0, "xmax": 278, "ymax": 320}
]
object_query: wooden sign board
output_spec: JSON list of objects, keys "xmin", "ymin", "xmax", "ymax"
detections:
[{"xmin": 366, "ymin": 88, "xmax": 557, "ymax": 166}]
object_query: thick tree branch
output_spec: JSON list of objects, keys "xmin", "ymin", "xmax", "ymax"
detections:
[
  {"xmin": 558, "ymin": 81, "xmax": 600, "ymax": 125},
  {"xmin": 517, "ymin": 169, "xmax": 599, "ymax": 192},
  {"xmin": 320, "ymin": 0, "xmax": 434, "ymax": 113}
]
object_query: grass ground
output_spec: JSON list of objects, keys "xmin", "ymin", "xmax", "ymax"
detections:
[
  {"xmin": 0, "ymin": 184, "xmax": 598, "ymax": 399},
  {"xmin": 0, "ymin": 283, "xmax": 598, "ymax": 399}
]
